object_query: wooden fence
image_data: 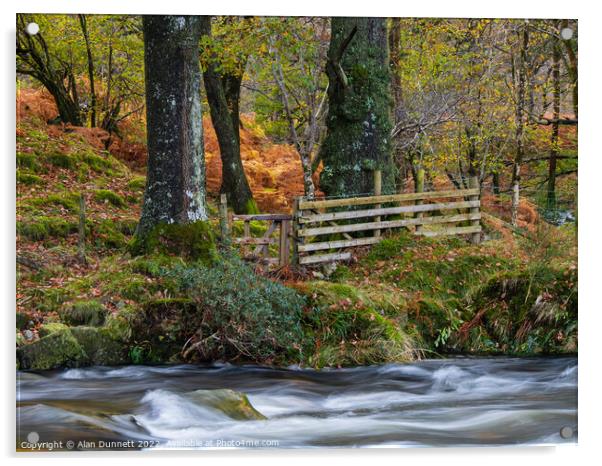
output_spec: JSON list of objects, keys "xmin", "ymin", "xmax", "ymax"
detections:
[{"xmin": 220, "ymin": 175, "xmax": 482, "ymax": 267}]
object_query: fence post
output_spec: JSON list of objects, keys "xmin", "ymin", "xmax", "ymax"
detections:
[
  {"xmin": 78, "ymin": 193, "xmax": 86, "ymax": 265},
  {"xmin": 219, "ymin": 194, "xmax": 230, "ymax": 245},
  {"xmin": 279, "ymin": 219, "xmax": 290, "ymax": 266},
  {"xmin": 291, "ymin": 197, "xmax": 301, "ymax": 265},
  {"xmin": 373, "ymin": 169, "xmax": 382, "ymax": 238},
  {"xmin": 468, "ymin": 176, "xmax": 481, "ymax": 244},
  {"xmin": 415, "ymin": 168, "xmax": 425, "ymax": 234}
]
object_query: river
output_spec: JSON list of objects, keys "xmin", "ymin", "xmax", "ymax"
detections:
[{"xmin": 16, "ymin": 356, "xmax": 577, "ymax": 450}]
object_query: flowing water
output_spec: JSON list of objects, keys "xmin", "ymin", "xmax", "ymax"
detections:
[{"xmin": 17, "ymin": 356, "xmax": 577, "ymax": 450}]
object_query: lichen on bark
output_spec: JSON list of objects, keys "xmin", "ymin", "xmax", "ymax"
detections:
[
  {"xmin": 137, "ymin": 16, "xmax": 209, "ymax": 238},
  {"xmin": 319, "ymin": 17, "xmax": 395, "ymax": 198}
]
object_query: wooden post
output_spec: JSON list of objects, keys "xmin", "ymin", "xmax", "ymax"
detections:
[
  {"xmin": 279, "ymin": 219, "xmax": 290, "ymax": 266},
  {"xmin": 78, "ymin": 193, "xmax": 87, "ymax": 265},
  {"xmin": 468, "ymin": 176, "xmax": 481, "ymax": 244},
  {"xmin": 374, "ymin": 169, "xmax": 382, "ymax": 238},
  {"xmin": 219, "ymin": 194, "xmax": 230, "ymax": 245},
  {"xmin": 415, "ymin": 168, "xmax": 425, "ymax": 234},
  {"xmin": 291, "ymin": 197, "xmax": 301, "ymax": 265}
]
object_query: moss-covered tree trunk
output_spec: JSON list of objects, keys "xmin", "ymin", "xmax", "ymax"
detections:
[
  {"xmin": 137, "ymin": 15, "xmax": 208, "ymax": 236},
  {"xmin": 200, "ymin": 17, "xmax": 257, "ymax": 214},
  {"xmin": 319, "ymin": 17, "xmax": 394, "ymax": 198}
]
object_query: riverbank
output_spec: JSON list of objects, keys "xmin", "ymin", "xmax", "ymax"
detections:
[{"xmin": 17, "ymin": 224, "xmax": 577, "ymax": 370}]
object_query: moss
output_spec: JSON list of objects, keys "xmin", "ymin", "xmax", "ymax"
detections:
[
  {"xmin": 116, "ymin": 219, "xmax": 138, "ymax": 236},
  {"xmin": 17, "ymin": 216, "xmax": 78, "ymax": 240},
  {"xmin": 187, "ymin": 389, "xmax": 266, "ymax": 420},
  {"xmin": 59, "ymin": 300, "xmax": 107, "ymax": 327},
  {"xmin": 17, "ymin": 153, "xmax": 41, "ymax": 172},
  {"xmin": 48, "ymin": 153, "xmax": 77, "ymax": 169},
  {"xmin": 127, "ymin": 176, "xmax": 146, "ymax": 191},
  {"xmin": 130, "ymin": 221, "xmax": 218, "ymax": 263},
  {"xmin": 83, "ymin": 154, "xmax": 114, "ymax": 173},
  {"xmin": 367, "ymin": 231, "xmax": 414, "ymax": 260},
  {"xmin": 70, "ymin": 326, "xmax": 130, "ymax": 365},
  {"xmin": 89, "ymin": 220, "xmax": 127, "ymax": 249},
  {"xmin": 16, "ymin": 172, "xmax": 44, "ymax": 186},
  {"xmin": 93, "ymin": 189, "xmax": 126, "ymax": 207},
  {"xmin": 38, "ymin": 322, "xmax": 70, "ymax": 337},
  {"xmin": 17, "ymin": 329, "xmax": 87, "ymax": 370},
  {"xmin": 130, "ymin": 254, "xmax": 182, "ymax": 277},
  {"xmin": 104, "ymin": 309, "xmax": 136, "ymax": 342},
  {"xmin": 29, "ymin": 192, "xmax": 79, "ymax": 212}
]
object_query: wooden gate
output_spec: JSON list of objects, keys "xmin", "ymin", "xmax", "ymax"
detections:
[
  {"xmin": 291, "ymin": 177, "xmax": 481, "ymax": 265},
  {"xmin": 220, "ymin": 195, "xmax": 292, "ymax": 267}
]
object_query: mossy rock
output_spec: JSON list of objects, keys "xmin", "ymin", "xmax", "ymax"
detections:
[
  {"xmin": 187, "ymin": 389, "xmax": 266, "ymax": 420},
  {"xmin": 17, "ymin": 328, "xmax": 88, "ymax": 370},
  {"xmin": 130, "ymin": 221, "xmax": 218, "ymax": 263},
  {"xmin": 38, "ymin": 322, "xmax": 70, "ymax": 338},
  {"xmin": 59, "ymin": 300, "xmax": 107, "ymax": 327},
  {"xmin": 70, "ymin": 326, "xmax": 130, "ymax": 366}
]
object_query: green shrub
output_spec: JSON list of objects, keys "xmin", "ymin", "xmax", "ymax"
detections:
[
  {"xmin": 136, "ymin": 257, "xmax": 306, "ymax": 364},
  {"xmin": 93, "ymin": 190, "xmax": 126, "ymax": 207}
]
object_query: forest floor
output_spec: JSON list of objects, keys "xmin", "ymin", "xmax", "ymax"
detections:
[{"xmin": 16, "ymin": 87, "xmax": 578, "ymax": 370}]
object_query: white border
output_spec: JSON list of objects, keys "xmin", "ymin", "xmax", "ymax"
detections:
[{"xmin": 3, "ymin": 1, "xmax": 600, "ymax": 465}]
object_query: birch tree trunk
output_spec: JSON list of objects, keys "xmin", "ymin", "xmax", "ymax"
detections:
[{"xmin": 511, "ymin": 24, "xmax": 529, "ymax": 226}]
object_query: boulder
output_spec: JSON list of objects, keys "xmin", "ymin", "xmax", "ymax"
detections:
[
  {"xmin": 187, "ymin": 389, "xmax": 266, "ymax": 421},
  {"xmin": 17, "ymin": 329, "xmax": 87, "ymax": 370},
  {"xmin": 70, "ymin": 326, "xmax": 129, "ymax": 366}
]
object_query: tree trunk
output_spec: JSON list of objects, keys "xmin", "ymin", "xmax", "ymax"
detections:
[
  {"xmin": 511, "ymin": 25, "xmax": 529, "ymax": 226},
  {"xmin": 137, "ymin": 15, "xmax": 208, "ymax": 236},
  {"xmin": 547, "ymin": 34, "xmax": 561, "ymax": 210},
  {"xmin": 319, "ymin": 17, "xmax": 394, "ymax": 198},
  {"xmin": 389, "ymin": 18, "xmax": 405, "ymax": 193},
  {"xmin": 78, "ymin": 14, "xmax": 97, "ymax": 127},
  {"xmin": 199, "ymin": 17, "xmax": 257, "ymax": 214}
]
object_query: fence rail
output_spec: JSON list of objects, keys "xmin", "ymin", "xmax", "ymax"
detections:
[{"xmin": 220, "ymin": 173, "xmax": 482, "ymax": 267}]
